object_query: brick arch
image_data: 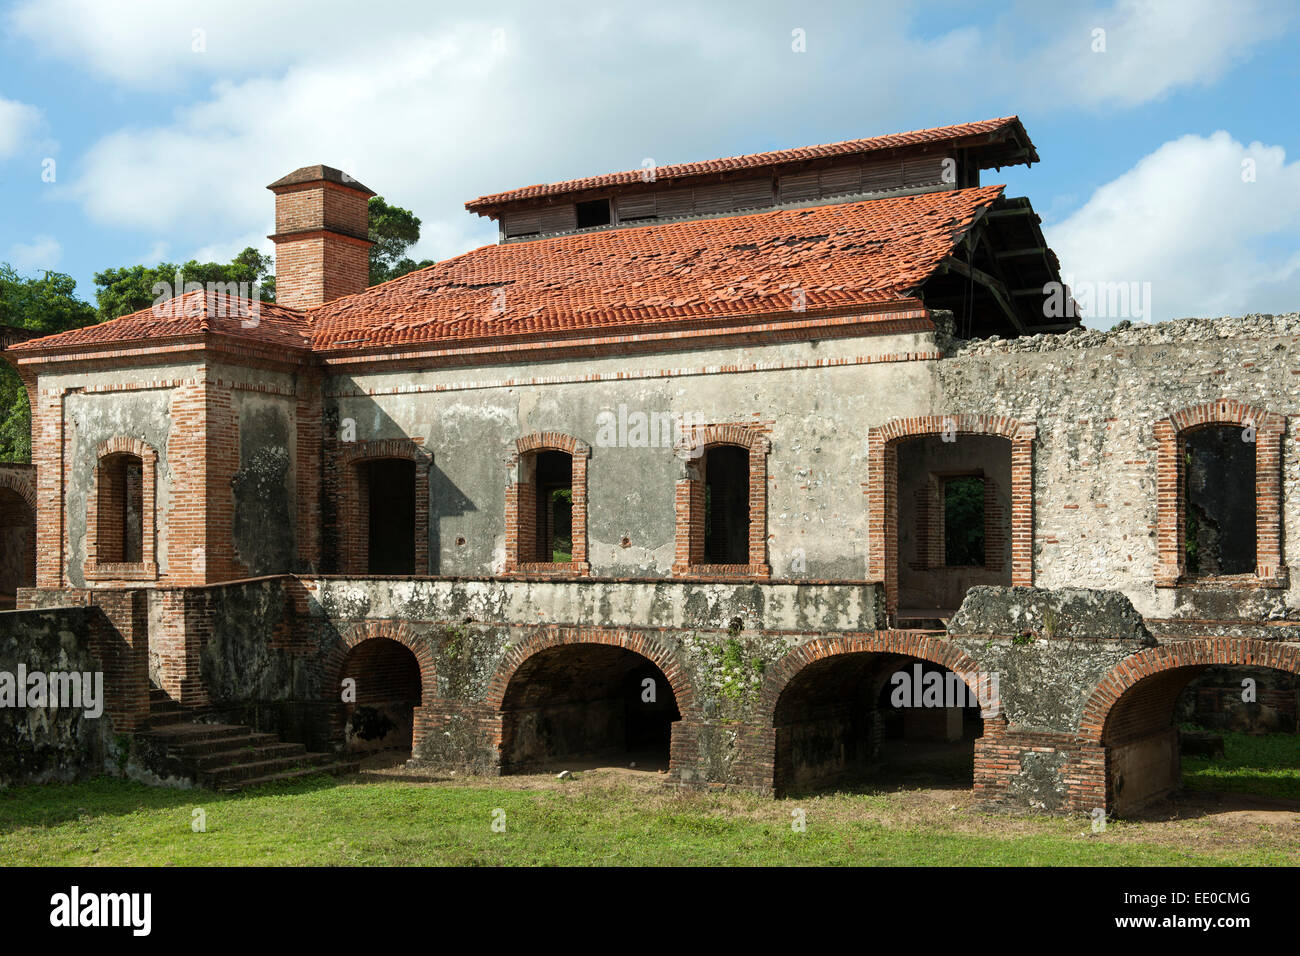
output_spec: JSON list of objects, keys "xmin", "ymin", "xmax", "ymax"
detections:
[
  {"xmin": 758, "ymin": 632, "xmax": 1001, "ymax": 721},
  {"xmin": 1078, "ymin": 638, "xmax": 1300, "ymax": 745},
  {"xmin": 1153, "ymin": 399, "xmax": 1286, "ymax": 587},
  {"xmin": 486, "ymin": 626, "xmax": 695, "ymax": 713},
  {"xmin": 0, "ymin": 469, "xmax": 36, "ymax": 512},
  {"xmin": 677, "ymin": 423, "xmax": 772, "ymax": 456},
  {"xmin": 325, "ymin": 620, "xmax": 438, "ymax": 704},
  {"xmin": 866, "ymin": 414, "xmax": 1036, "ymax": 613},
  {"xmin": 339, "ymin": 437, "xmax": 430, "ymax": 468},
  {"xmin": 85, "ymin": 435, "xmax": 159, "ymax": 582},
  {"xmin": 337, "ymin": 438, "xmax": 431, "ymax": 574},
  {"xmin": 505, "ymin": 432, "xmax": 591, "ymax": 574},
  {"xmin": 96, "ymin": 435, "xmax": 159, "ymax": 464},
  {"xmin": 672, "ymin": 424, "xmax": 771, "ymax": 578},
  {"xmin": 512, "ymin": 432, "xmax": 591, "ymax": 459},
  {"xmin": 323, "ymin": 620, "xmax": 438, "ymax": 753}
]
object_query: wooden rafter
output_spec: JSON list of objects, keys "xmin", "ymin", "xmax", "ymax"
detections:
[{"xmin": 940, "ymin": 255, "xmax": 1026, "ymax": 334}]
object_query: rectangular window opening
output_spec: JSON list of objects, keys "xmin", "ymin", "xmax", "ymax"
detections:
[{"xmin": 575, "ymin": 199, "xmax": 612, "ymax": 229}]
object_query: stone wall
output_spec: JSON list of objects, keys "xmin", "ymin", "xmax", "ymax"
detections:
[{"xmin": 0, "ymin": 606, "xmax": 113, "ymax": 787}]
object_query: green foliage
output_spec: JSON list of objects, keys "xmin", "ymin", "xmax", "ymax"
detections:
[
  {"xmin": 0, "ymin": 264, "xmax": 98, "ymax": 462},
  {"xmin": 368, "ymin": 196, "xmax": 433, "ymax": 286},
  {"xmin": 710, "ymin": 637, "xmax": 765, "ymax": 702},
  {"xmin": 944, "ymin": 475, "xmax": 986, "ymax": 566},
  {"xmin": 93, "ymin": 247, "xmax": 275, "ymax": 322},
  {"xmin": 549, "ymin": 487, "xmax": 573, "ymax": 562}
]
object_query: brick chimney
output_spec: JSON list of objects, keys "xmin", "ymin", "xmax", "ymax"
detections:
[{"xmin": 267, "ymin": 165, "xmax": 375, "ymax": 309}]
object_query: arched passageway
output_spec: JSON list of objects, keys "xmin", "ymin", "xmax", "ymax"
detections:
[
  {"xmin": 773, "ymin": 651, "xmax": 985, "ymax": 797},
  {"xmin": 1100, "ymin": 661, "xmax": 1300, "ymax": 815},
  {"xmin": 0, "ymin": 486, "xmax": 35, "ymax": 609},
  {"xmin": 498, "ymin": 644, "xmax": 681, "ymax": 774},
  {"xmin": 339, "ymin": 637, "xmax": 423, "ymax": 755}
]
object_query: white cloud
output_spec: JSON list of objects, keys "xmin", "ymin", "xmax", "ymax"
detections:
[
  {"xmin": 50, "ymin": 7, "xmax": 981, "ymax": 263},
  {"xmin": 0, "ymin": 93, "xmax": 41, "ymax": 158},
  {"xmin": 8, "ymin": 234, "xmax": 62, "ymax": 270},
  {"xmin": 192, "ymin": 232, "xmax": 271, "ymax": 266},
  {"xmin": 13, "ymin": 0, "xmax": 1294, "ymax": 276},
  {"xmin": 1048, "ymin": 131, "xmax": 1300, "ymax": 324},
  {"xmin": 1017, "ymin": 0, "xmax": 1289, "ymax": 109}
]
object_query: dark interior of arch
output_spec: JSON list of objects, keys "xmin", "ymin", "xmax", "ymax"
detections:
[
  {"xmin": 340, "ymin": 637, "xmax": 423, "ymax": 754},
  {"xmin": 499, "ymin": 644, "xmax": 681, "ymax": 773},
  {"xmin": 773, "ymin": 652, "xmax": 982, "ymax": 797},
  {"xmin": 0, "ymin": 488, "xmax": 35, "ymax": 609}
]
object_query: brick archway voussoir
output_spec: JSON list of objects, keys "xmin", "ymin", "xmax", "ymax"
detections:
[
  {"xmin": 1078, "ymin": 638, "xmax": 1300, "ymax": 744},
  {"xmin": 486, "ymin": 626, "xmax": 695, "ymax": 713},
  {"xmin": 758, "ymin": 631, "xmax": 998, "ymax": 719},
  {"xmin": 0, "ymin": 471, "xmax": 36, "ymax": 512},
  {"xmin": 330, "ymin": 619, "xmax": 438, "ymax": 703}
]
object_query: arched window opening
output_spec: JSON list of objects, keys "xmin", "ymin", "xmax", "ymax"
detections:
[
  {"xmin": 529, "ymin": 450, "xmax": 573, "ymax": 563},
  {"xmin": 1184, "ymin": 425, "xmax": 1255, "ymax": 576},
  {"xmin": 703, "ymin": 445, "xmax": 749, "ymax": 565},
  {"xmin": 97, "ymin": 453, "xmax": 144, "ymax": 564},
  {"xmin": 362, "ymin": 458, "xmax": 416, "ymax": 573},
  {"xmin": 895, "ymin": 435, "xmax": 1010, "ymax": 625}
]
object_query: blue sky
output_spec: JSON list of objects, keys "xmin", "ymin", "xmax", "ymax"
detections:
[{"xmin": 1, "ymin": 0, "xmax": 1299, "ymax": 325}]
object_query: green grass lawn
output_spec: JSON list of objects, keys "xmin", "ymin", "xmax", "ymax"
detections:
[
  {"xmin": 2, "ymin": 770, "xmax": 1298, "ymax": 866},
  {"xmin": 1183, "ymin": 731, "xmax": 1300, "ymax": 801}
]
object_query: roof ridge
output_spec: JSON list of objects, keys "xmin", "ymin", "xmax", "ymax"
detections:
[{"xmin": 466, "ymin": 116, "xmax": 1025, "ymax": 210}]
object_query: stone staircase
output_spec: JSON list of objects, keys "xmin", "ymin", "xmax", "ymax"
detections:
[{"xmin": 141, "ymin": 687, "xmax": 359, "ymax": 792}]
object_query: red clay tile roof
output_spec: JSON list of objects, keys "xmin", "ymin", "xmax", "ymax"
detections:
[
  {"xmin": 466, "ymin": 117, "xmax": 1028, "ymax": 212},
  {"xmin": 9, "ymin": 185, "xmax": 1004, "ymax": 358},
  {"xmin": 309, "ymin": 184, "xmax": 1004, "ymax": 351},
  {"xmin": 8, "ymin": 290, "xmax": 313, "ymax": 353}
]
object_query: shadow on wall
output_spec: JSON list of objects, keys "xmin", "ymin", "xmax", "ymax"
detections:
[
  {"xmin": 232, "ymin": 403, "xmax": 294, "ymax": 576},
  {"xmin": 325, "ymin": 396, "xmax": 476, "ymax": 574}
]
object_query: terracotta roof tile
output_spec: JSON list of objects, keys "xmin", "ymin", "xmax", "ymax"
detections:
[
  {"xmin": 466, "ymin": 117, "xmax": 1026, "ymax": 211},
  {"xmin": 12, "ymin": 185, "xmax": 1003, "ymax": 358},
  {"xmin": 311, "ymin": 185, "xmax": 1004, "ymax": 351},
  {"xmin": 9, "ymin": 290, "xmax": 313, "ymax": 353}
]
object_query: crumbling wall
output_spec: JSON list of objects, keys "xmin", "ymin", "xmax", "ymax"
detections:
[
  {"xmin": 0, "ymin": 606, "xmax": 113, "ymax": 787},
  {"xmin": 941, "ymin": 313, "xmax": 1300, "ymax": 620}
]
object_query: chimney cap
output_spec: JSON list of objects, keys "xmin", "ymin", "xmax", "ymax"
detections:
[{"xmin": 267, "ymin": 164, "xmax": 376, "ymax": 196}]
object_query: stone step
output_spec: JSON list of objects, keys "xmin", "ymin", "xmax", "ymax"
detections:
[
  {"xmin": 143, "ymin": 722, "xmax": 256, "ymax": 745},
  {"xmin": 139, "ymin": 718, "xmax": 355, "ymax": 792},
  {"xmin": 199, "ymin": 752, "xmax": 337, "ymax": 788},
  {"xmin": 217, "ymin": 761, "xmax": 361, "ymax": 793},
  {"xmin": 172, "ymin": 732, "xmax": 280, "ymax": 756},
  {"xmin": 191, "ymin": 742, "xmax": 307, "ymax": 771}
]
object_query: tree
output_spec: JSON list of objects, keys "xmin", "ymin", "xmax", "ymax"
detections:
[
  {"xmin": 93, "ymin": 246, "xmax": 275, "ymax": 322},
  {"xmin": 0, "ymin": 264, "xmax": 97, "ymax": 461},
  {"xmin": 369, "ymin": 196, "xmax": 433, "ymax": 285}
]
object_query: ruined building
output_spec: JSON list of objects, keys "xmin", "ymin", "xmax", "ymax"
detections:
[{"xmin": 2, "ymin": 116, "xmax": 1298, "ymax": 813}]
